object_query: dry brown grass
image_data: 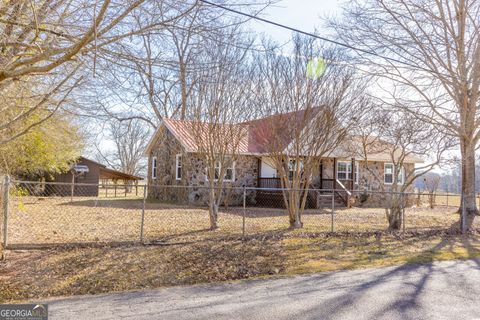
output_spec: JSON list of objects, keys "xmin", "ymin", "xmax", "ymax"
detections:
[
  {"xmin": 2, "ymin": 233, "xmax": 480, "ymax": 303},
  {"xmin": 5, "ymin": 196, "xmax": 472, "ymax": 246},
  {"xmin": 4, "ymin": 193, "xmax": 480, "ymax": 303},
  {"xmin": 414, "ymin": 192, "xmax": 480, "ymax": 208}
]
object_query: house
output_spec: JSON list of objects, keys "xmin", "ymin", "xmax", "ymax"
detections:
[
  {"xmin": 144, "ymin": 110, "xmax": 423, "ymax": 207},
  {"xmin": 43, "ymin": 156, "xmax": 143, "ymax": 197}
]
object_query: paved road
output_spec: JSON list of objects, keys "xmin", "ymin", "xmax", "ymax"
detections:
[{"xmin": 44, "ymin": 259, "xmax": 480, "ymax": 320}]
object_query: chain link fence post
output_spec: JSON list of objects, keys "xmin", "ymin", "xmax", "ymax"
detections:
[
  {"xmin": 140, "ymin": 185, "xmax": 147, "ymax": 243},
  {"xmin": 402, "ymin": 192, "xmax": 406, "ymax": 233},
  {"xmin": 242, "ymin": 187, "xmax": 246, "ymax": 240},
  {"xmin": 2, "ymin": 175, "xmax": 10, "ymax": 258},
  {"xmin": 461, "ymin": 195, "xmax": 466, "ymax": 234},
  {"xmin": 331, "ymin": 190, "xmax": 335, "ymax": 233}
]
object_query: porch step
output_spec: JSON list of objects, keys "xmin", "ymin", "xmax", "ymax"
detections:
[{"xmin": 316, "ymin": 196, "xmax": 345, "ymax": 208}]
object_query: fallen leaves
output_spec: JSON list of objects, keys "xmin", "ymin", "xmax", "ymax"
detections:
[{"xmin": 2, "ymin": 232, "xmax": 480, "ymax": 303}]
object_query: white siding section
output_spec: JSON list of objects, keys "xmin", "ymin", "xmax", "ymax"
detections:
[{"xmin": 260, "ymin": 157, "xmax": 277, "ymax": 178}]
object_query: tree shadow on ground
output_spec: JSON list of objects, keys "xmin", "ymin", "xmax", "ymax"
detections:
[
  {"xmin": 271, "ymin": 226, "xmax": 480, "ymax": 319},
  {"xmin": 221, "ymin": 207, "xmax": 331, "ymax": 218},
  {"xmin": 59, "ymin": 198, "xmax": 144, "ymax": 209},
  {"xmin": 46, "ymin": 232, "xmax": 480, "ymax": 320},
  {"xmin": 167, "ymin": 230, "xmax": 480, "ymax": 320}
]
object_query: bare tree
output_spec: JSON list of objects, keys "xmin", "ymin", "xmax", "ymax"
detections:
[
  {"xmin": 254, "ymin": 36, "xmax": 366, "ymax": 229},
  {"xmin": 96, "ymin": 119, "xmax": 150, "ymax": 177},
  {"xmin": 0, "ymin": 0, "xmax": 190, "ymax": 144},
  {"xmin": 84, "ymin": 1, "xmax": 274, "ymax": 129},
  {"xmin": 424, "ymin": 175, "xmax": 441, "ymax": 209},
  {"xmin": 329, "ymin": 0, "xmax": 480, "ymax": 221},
  {"xmin": 350, "ymin": 107, "xmax": 453, "ymax": 229},
  {"xmin": 188, "ymin": 28, "xmax": 256, "ymax": 229}
]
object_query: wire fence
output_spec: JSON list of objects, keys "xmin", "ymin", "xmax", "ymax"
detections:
[{"xmin": 0, "ymin": 178, "xmax": 475, "ymax": 250}]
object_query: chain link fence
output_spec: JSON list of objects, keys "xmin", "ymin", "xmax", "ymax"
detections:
[{"xmin": 0, "ymin": 178, "xmax": 475, "ymax": 250}]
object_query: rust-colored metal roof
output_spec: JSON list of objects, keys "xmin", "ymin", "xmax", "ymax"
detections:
[
  {"xmin": 145, "ymin": 109, "xmax": 318, "ymax": 155},
  {"xmin": 243, "ymin": 108, "xmax": 320, "ymax": 154},
  {"xmin": 162, "ymin": 118, "xmax": 251, "ymax": 154},
  {"xmin": 144, "ymin": 109, "xmax": 423, "ymax": 164},
  {"xmin": 334, "ymin": 136, "xmax": 424, "ymax": 163},
  {"xmin": 77, "ymin": 157, "xmax": 143, "ymax": 180}
]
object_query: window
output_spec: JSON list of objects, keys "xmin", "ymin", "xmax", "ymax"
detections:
[
  {"xmin": 214, "ymin": 161, "xmax": 221, "ymax": 180},
  {"xmin": 384, "ymin": 163, "xmax": 394, "ymax": 184},
  {"xmin": 288, "ymin": 160, "xmax": 295, "ymax": 180},
  {"xmin": 152, "ymin": 157, "xmax": 157, "ymax": 179},
  {"xmin": 288, "ymin": 159, "xmax": 304, "ymax": 180},
  {"xmin": 175, "ymin": 154, "xmax": 182, "ymax": 180},
  {"xmin": 337, "ymin": 161, "xmax": 353, "ymax": 180},
  {"xmin": 210, "ymin": 159, "xmax": 235, "ymax": 181},
  {"xmin": 225, "ymin": 162, "xmax": 235, "ymax": 181},
  {"xmin": 384, "ymin": 163, "xmax": 405, "ymax": 185}
]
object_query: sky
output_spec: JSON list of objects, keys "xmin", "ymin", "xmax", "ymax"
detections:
[
  {"xmin": 94, "ymin": 0, "xmax": 452, "ymax": 174},
  {"xmin": 250, "ymin": 0, "xmax": 342, "ymax": 44},
  {"xmin": 91, "ymin": 0, "xmax": 345, "ymax": 160},
  {"xmin": 248, "ymin": 0, "xmax": 451, "ymax": 173}
]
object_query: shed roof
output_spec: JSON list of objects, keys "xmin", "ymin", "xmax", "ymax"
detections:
[
  {"xmin": 99, "ymin": 167, "xmax": 143, "ymax": 181},
  {"xmin": 77, "ymin": 157, "xmax": 143, "ymax": 180}
]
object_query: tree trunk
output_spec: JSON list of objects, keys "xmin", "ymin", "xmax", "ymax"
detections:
[
  {"xmin": 179, "ymin": 61, "xmax": 187, "ymax": 120},
  {"xmin": 387, "ymin": 205, "xmax": 402, "ymax": 230},
  {"xmin": 287, "ymin": 190, "xmax": 303, "ymax": 229},
  {"xmin": 460, "ymin": 137, "xmax": 478, "ymax": 220},
  {"xmin": 387, "ymin": 194, "xmax": 402, "ymax": 230},
  {"xmin": 208, "ymin": 188, "xmax": 218, "ymax": 230}
]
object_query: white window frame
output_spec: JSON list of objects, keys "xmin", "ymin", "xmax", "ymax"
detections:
[
  {"xmin": 207, "ymin": 159, "xmax": 236, "ymax": 182},
  {"xmin": 152, "ymin": 156, "xmax": 157, "ymax": 180},
  {"xmin": 384, "ymin": 163, "xmax": 405, "ymax": 185},
  {"xmin": 224, "ymin": 161, "xmax": 235, "ymax": 181},
  {"xmin": 214, "ymin": 161, "xmax": 221, "ymax": 180},
  {"xmin": 384, "ymin": 163, "xmax": 394, "ymax": 185},
  {"xmin": 355, "ymin": 161, "xmax": 359, "ymax": 184},
  {"xmin": 397, "ymin": 166, "xmax": 405, "ymax": 185},
  {"xmin": 175, "ymin": 154, "xmax": 182, "ymax": 181},
  {"xmin": 288, "ymin": 160, "xmax": 295, "ymax": 180},
  {"xmin": 337, "ymin": 161, "xmax": 353, "ymax": 181}
]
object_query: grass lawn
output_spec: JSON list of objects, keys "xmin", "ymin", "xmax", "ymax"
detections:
[
  {"xmin": 2, "ymin": 232, "xmax": 480, "ymax": 303},
  {"xmin": 6, "ymin": 196, "xmax": 469, "ymax": 246}
]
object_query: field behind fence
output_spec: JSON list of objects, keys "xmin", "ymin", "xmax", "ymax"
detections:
[{"xmin": 0, "ymin": 179, "xmax": 475, "ymax": 249}]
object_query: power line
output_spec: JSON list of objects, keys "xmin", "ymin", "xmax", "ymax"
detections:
[{"xmin": 197, "ymin": 0, "xmax": 442, "ymax": 75}]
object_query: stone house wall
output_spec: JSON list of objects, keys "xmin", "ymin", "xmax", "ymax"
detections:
[
  {"xmin": 354, "ymin": 161, "xmax": 416, "ymax": 207},
  {"xmin": 319, "ymin": 158, "xmax": 416, "ymax": 207},
  {"xmin": 147, "ymin": 126, "xmax": 259, "ymax": 206},
  {"xmin": 319, "ymin": 159, "xmax": 415, "ymax": 191},
  {"xmin": 183, "ymin": 155, "xmax": 258, "ymax": 206},
  {"xmin": 147, "ymin": 126, "xmax": 186, "ymax": 201},
  {"xmin": 147, "ymin": 126, "xmax": 417, "ymax": 207}
]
